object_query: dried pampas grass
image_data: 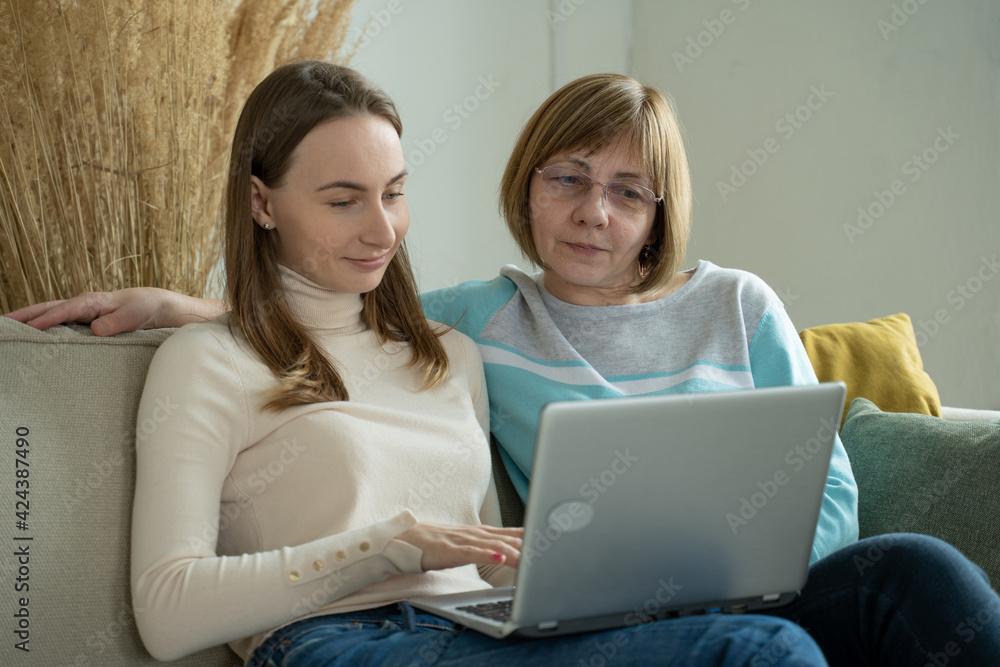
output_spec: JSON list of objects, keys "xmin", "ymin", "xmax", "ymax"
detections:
[{"xmin": 0, "ymin": 0, "xmax": 356, "ymax": 312}]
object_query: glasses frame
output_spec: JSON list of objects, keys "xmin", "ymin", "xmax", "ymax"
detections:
[{"xmin": 534, "ymin": 165, "xmax": 663, "ymax": 214}]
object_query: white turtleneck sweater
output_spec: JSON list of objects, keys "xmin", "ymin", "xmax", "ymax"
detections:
[{"xmin": 130, "ymin": 266, "xmax": 510, "ymax": 662}]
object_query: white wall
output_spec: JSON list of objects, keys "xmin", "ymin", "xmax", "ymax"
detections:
[
  {"xmin": 343, "ymin": 0, "xmax": 632, "ymax": 286},
  {"xmin": 343, "ymin": 0, "xmax": 541, "ymax": 291},
  {"xmin": 630, "ymin": 0, "xmax": 1000, "ymax": 409},
  {"xmin": 343, "ymin": 0, "xmax": 999, "ymax": 409}
]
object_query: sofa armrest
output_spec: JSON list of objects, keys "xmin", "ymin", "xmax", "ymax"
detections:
[{"xmin": 940, "ymin": 406, "xmax": 1000, "ymax": 422}]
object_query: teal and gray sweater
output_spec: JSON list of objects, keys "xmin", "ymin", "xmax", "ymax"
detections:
[{"xmin": 421, "ymin": 260, "xmax": 859, "ymax": 563}]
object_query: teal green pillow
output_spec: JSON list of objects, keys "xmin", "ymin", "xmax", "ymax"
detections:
[{"xmin": 841, "ymin": 398, "xmax": 1000, "ymax": 589}]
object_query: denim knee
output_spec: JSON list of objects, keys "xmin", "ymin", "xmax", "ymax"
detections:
[{"xmin": 850, "ymin": 533, "xmax": 984, "ymax": 581}]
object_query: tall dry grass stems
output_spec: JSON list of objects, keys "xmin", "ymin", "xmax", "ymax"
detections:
[{"xmin": 0, "ymin": 0, "xmax": 356, "ymax": 312}]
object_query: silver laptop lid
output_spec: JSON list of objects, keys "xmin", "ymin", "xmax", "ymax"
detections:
[{"xmin": 511, "ymin": 382, "xmax": 846, "ymax": 628}]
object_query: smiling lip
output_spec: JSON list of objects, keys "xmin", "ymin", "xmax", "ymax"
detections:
[{"xmin": 345, "ymin": 254, "xmax": 388, "ymax": 270}]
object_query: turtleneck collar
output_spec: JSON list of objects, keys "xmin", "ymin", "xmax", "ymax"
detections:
[{"xmin": 277, "ymin": 264, "xmax": 367, "ymax": 334}]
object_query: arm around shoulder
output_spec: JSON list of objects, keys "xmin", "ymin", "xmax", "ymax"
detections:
[{"xmin": 2, "ymin": 287, "xmax": 228, "ymax": 334}]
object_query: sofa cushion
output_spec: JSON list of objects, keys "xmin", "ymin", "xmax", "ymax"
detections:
[
  {"xmin": 840, "ymin": 397, "xmax": 1000, "ymax": 589},
  {"xmin": 799, "ymin": 313, "xmax": 941, "ymax": 425},
  {"xmin": 0, "ymin": 318, "xmax": 240, "ymax": 666}
]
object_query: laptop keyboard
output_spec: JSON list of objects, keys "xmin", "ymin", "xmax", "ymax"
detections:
[{"xmin": 456, "ymin": 599, "xmax": 512, "ymax": 622}]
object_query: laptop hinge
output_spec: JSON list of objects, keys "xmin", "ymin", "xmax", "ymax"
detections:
[{"xmin": 536, "ymin": 620, "xmax": 559, "ymax": 632}]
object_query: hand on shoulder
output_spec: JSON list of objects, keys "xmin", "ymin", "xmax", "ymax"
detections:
[{"xmin": 3, "ymin": 288, "xmax": 223, "ymax": 335}]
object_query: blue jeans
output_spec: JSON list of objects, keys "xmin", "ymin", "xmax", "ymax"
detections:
[
  {"xmin": 766, "ymin": 533, "xmax": 1000, "ymax": 666},
  {"xmin": 247, "ymin": 604, "xmax": 825, "ymax": 666},
  {"xmin": 247, "ymin": 533, "xmax": 1000, "ymax": 666}
]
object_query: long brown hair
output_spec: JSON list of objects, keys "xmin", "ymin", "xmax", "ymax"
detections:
[
  {"xmin": 499, "ymin": 73, "xmax": 692, "ymax": 295},
  {"xmin": 224, "ymin": 60, "xmax": 448, "ymax": 410}
]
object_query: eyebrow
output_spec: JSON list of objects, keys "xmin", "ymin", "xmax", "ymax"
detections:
[
  {"xmin": 315, "ymin": 169, "xmax": 408, "ymax": 193},
  {"xmin": 559, "ymin": 157, "xmax": 649, "ymax": 184}
]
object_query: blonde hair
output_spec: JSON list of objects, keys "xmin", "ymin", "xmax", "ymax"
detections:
[
  {"xmin": 224, "ymin": 61, "xmax": 448, "ymax": 410},
  {"xmin": 499, "ymin": 73, "xmax": 692, "ymax": 294}
]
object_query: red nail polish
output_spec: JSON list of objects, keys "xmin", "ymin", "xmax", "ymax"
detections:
[{"xmin": 492, "ymin": 553, "xmax": 503, "ymax": 561}]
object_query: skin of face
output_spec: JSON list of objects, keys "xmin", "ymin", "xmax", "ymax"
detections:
[
  {"xmin": 528, "ymin": 140, "xmax": 660, "ymax": 306},
  {"xmin": 249, "ymin": 114, "xmax": 408, "ymax": 294}
]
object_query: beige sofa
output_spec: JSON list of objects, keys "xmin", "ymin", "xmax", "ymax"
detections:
[{"xmin": 0, "ymin": 316, "xmax": 996, "ymax": 665}]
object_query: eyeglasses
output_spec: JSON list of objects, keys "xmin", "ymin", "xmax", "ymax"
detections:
[{"xmin": 534, "ymin": 166, "xmax": 662, "ymax": 215}]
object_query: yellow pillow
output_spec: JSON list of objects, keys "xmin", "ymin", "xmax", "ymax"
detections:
[{"xmin": 799, "ymin": 313, "xmax": 941, "ymax": 425}]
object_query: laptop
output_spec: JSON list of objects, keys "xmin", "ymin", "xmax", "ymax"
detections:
[{"xmin": 409, "ymin": 382, "xmax": 846, "ymax": 638}]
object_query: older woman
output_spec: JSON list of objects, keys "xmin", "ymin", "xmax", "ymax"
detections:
[
  {"xmin": 8, "ymin": 71, "xmax": 1000, "ymax": 667},
  {"xmin": 421, "ymin": 74, "xmax": 857, "ymax": 565}
]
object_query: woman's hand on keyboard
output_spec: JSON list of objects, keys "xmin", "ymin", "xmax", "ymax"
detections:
[{"xmin": 396, "ymin": 522, "xmax": 523, "ymax": 572}]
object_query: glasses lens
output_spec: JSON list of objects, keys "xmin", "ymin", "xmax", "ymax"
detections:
[
  {"xmin": 540, "ymin": 167, "xmax": 589, "ymax": 199},
  {"xmin": 607, "ymin": 183, "xmax": 655, "ymax": 214},
  {"xmin": 538, "ymin": 166, "xmax": 658, "ymax": 214}
]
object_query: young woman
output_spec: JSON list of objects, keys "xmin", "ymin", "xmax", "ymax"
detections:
[
  {"xmin": 102, "ymin": 61, "xmax": 826, "ymax": 666},
  {"xmin": 9, "ymin": 69, "xmax": 1000, "ymax": 666}
]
